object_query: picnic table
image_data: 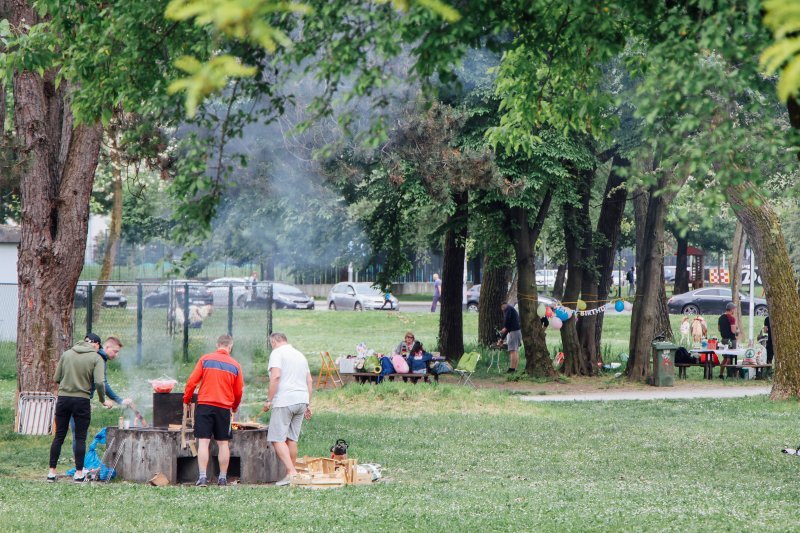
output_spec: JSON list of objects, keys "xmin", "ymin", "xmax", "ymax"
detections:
[{"xmin": 680, "ymin": 348, "xmax": 771, "ymax": 380}]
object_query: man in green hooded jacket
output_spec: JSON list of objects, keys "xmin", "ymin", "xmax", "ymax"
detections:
[{"xmin": 48, "ymin": 333, "xmax": 113, "ymax": 483}]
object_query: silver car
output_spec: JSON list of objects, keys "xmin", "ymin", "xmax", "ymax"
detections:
[
  {"xmin": 205, "ymin": 277, "xmax": 250, "ymax": 307},
  {"xmin": 327, "ymin": 282, "xmax": 399, "ymax": 311}
]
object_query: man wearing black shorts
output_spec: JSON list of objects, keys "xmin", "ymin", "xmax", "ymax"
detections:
[{"xmin": 184, "ymin": 335, "xmax": 244, "ymax": 487}]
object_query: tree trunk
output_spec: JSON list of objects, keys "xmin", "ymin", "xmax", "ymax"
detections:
[
  {"xmin": 561, "ymin": 193, "xmax": 590, "ymax": 376},
  {"xmin": 627, "ymin": 175, "xmax": 681, "ymax": 381},
  {"xmin": 674, "ymin": 234, "xmax": 689, "ymax": 294},
  {"xmin": 92, "ymin": 129, "xmax": 124, "ymax": 318},
  {"xmin": 552, "ymin": 264, "xmax": 566, "ymax": 300},
  {"xmin": 592, "ymin": 154, "xmax": 629, "ymax": 364},
  {"xmin": 509, "ymin": 194, "xmax": 555, "ymax": 378},
  {"xmin": 478, "ymin": 260, "xmax": 506, "ymax": 347},
  {"xmin": 574, "ymin": 167, "xmax": 599, "ymax": 373},
  {"xmin": 729, "ymin": 221, "xmax": 746, "ymax": 332},
  {"xmin": 437, "ymin": 191, "xmax": 467, "ymax": 362},
  {"xmin": 12, "ymin": 1, "xmax": 103, "ymax": 393},
  {"xmin": 726, "ymin": 183, "xmax": 800, "ymax": 399}
]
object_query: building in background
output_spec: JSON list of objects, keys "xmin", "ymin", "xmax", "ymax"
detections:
[{"xmin": 0, "ymin": 225, "xmax": 20, "ymax": 340}]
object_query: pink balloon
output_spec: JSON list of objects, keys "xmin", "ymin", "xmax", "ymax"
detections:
[{"xmin": 550, "ymin": 316, "xmax": 563, "ymax": 329}]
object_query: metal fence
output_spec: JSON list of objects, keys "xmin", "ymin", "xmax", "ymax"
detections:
[{"xmin": 0, "ymin": 281, "xmax": 279, "ymax": 378}]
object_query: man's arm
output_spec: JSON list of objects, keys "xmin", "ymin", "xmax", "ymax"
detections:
[
  {"xmin": 263, "ymin": 367, "xmax": 281, "ymax": 411},
  {"xmin": 305, "ymin": 371, "xmax": 313, "ymax": 419},
  {"xmin": 93, "ymin": 356, "xmax": 111, "ymax": 406},
  {"xmin": 54, "ymin": 356, "xmax": 63, "ymax": 383},
  {"xmin": 232, "ymin": 365, "xmax": 244, "ymax": 413},
  {"xmin": 183, "ymin": 359, "xmax": 204, "ymax": 404},
  {"xmin": 103, "ymin": 360, "xmax": 124, "ymax": 404}
]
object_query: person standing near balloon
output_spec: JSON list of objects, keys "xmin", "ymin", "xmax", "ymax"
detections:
[{"xmin": 499, "ymin": 302, "xmax": 522, "ymax": 373}]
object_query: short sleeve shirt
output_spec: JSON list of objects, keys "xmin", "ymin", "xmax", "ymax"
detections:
[{"xmin": 268, "ymin": 344, "xmax": 310, "ymax": 407}]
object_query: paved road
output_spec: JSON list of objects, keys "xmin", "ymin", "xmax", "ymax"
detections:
[{"xmin": 520, "ymin": 386, "xmax": 771, "ymax": 402}]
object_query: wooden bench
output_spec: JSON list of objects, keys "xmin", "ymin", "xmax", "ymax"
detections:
[
  {"xmin": 349, "ymin": 372, "xmax": 437, "ymax": 384},
  {"xmin": 676, "ymin": 362, "xmax": 719, "ymax": 379},
  {"xmin": 720, "ymin": 364, "xmax": 772, "ymax": 380}
]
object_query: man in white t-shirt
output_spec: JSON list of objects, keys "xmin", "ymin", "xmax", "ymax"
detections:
[{"xmin": 263, "ymin": 332, "xmax": 313, "ymax": 486}]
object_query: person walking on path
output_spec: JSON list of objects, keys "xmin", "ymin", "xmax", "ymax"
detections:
[
  {"xmin": 49, "ymin": 333, "xmax": 113, "ymax": 483},
  {"xmin": 263, "ymin": 332, "xmax": 313, "ymax": 486},
  {"xmin": 718, "ymin": 302, "xmax": 740, "ymax": 378},
  {"xmin": 626, "ymin": 267, "xmax": 635, "ymax": 296},
  {"xmin": 431, "ymin": 273, "xmax": 442, "ymax": 312},
  {"xmin": 183, "ymin": 334, "xmax": 243, "ymax": 487},
  {"xmin": 499, "ymin": 302, "xmax": 522, "ymax": 373}
]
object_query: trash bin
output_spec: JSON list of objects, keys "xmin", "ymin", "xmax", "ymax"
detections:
[{"xmin": 651, "ymin": 341, "xmax": 679, "ymax": 387}]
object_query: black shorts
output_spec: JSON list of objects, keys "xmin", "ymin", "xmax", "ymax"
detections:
[{"xmin": 194, "ymin": 404, "xmax": 231, "ymax": 441}]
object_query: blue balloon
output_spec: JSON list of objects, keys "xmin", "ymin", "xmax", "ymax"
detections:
[
  {"xmin": 614, "ymin": 300, "xmax": 624, "ymax": 312},
  {"xmin": 556, "ymin": 308, "xmax": 569, "ymax": 321}
]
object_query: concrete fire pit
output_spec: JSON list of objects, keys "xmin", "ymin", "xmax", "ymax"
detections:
[
  {"xmin": 104, "ymin": 392, "xmax": 285, "ymax": 484},
  {"xmin": 105, "ymin": 426, "xmax": 284, "ymax": 484}
]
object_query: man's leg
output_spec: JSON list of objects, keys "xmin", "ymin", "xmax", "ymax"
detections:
[
  {"xmin": 197, "ymin": 438, "xmax": 211, "ymax": 480},
  {"xmin": 287, "ymin": 439, "xmax": 298, "ymax": 466},
  {"xmin": 71, "ymin": 399, "xmax": 91, "ymax": 475},
  {"xmin": 49, "ymin": 398, "xmax": 72, "ymax": 476},
  {"xmin": 509, "ymin": 350, "xmax": 519, "ymax": 371},
  {"xmin": 431, "ymin": 295, "xmax": 439, "ymax": 312},
  {"xmin": 273, "ymin": 440, "xmax": 298, "ymax": 476},
  {"xmin": 217, "ymin": 440, "xmax": 230, "ymax": 478},
  {"xmin": 719, "ymin": 356, "xmax": 729, "ymax": 378}
]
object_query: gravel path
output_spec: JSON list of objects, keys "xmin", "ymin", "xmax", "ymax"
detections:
[{"xmin": 520, "ymin": 386, "xmax": 772, "ymax": 402}]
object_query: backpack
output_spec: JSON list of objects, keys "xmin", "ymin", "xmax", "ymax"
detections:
[
  {"xmin": 699, "ymin": 352, "xmax": 720, "ymax": 365},
  {"xmin": 674, "ymin": 347, "xmax": 697, "ymax": 364},
  {"xmin": 391, "ymin": 354, "xmax": 409, "ymax": 374},
  {"xmin": 379, "ymin": 356, "xmax": 395, "ymax": 376},
  {"xmin": 363, "ymin": 355, "xmax": 381, "ymax": 373},
  {"xmin": 431, "ymin": 361, "xmax": 454, "ymax": 374}
]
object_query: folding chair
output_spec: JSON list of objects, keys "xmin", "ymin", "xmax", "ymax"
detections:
[{"xmin": 454, "ymin": 352, "xmax": 481, "ymax": 388}]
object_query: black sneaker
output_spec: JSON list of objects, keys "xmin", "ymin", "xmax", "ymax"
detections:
[
  {"xmin": 46, "ymin": 474, "xmax": 56, "ymax": 483},
  {"xmin": 218, "ymin": 477, "xmax": 228, "ymax": 487},
  {"xmin": 73, "ymin": 476, "xmax": 86, "ymax": 483},
  {"xmin": 507, "ymin": 368, "xmax": 516, "ymax": 373},
  {"xmin": 196, "ymin": 476, "xmax": 208, "ymax": 487}
]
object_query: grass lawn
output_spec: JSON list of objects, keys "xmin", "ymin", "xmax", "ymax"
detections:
[
  {"xmin": 1, "ymin": 379, "xmax": 799, "ymax": 531},
  {"xmin": 0, "ymin": 310, "xmax": 791, "ymax": 530}
]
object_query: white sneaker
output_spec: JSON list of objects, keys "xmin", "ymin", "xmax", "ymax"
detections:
[{"xmin": 275, "ymin": 476, "xmax": 292, "ymax": 486}]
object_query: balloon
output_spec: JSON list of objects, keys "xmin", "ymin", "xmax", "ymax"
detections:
[
  {"xmin": 545, "ymin": 306, "xmax": 554, "ymax": 318},
  {"xmin": 614, "ymin": 300, "xmax": 624, "ymax": 312},
  {"xmin": 556, "ymin": 308, "xmax": 569, "ymax": 321},
  {"xmin": 623, "ymin": 301, "xmax": 633, "ymax": 311},
  {"xmin": 537, "ymin": 303, "xmax": 546, "ymax": 316},
  {"xmin": 550, "ymin": 316, "xmax": 563, "ymax": 329},
  {"xmin": 577, "ymin": 299, "xmax": 587, "ymax": 311}
]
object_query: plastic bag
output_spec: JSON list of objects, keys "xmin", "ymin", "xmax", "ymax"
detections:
[{"xmin": 148, "ymin": 376, "xmax": 178, "ymax": 393}]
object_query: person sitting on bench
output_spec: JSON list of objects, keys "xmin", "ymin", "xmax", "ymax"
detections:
[{"xmin": 405, "ymin": 341, "xmax": 433, "ymax": 375}]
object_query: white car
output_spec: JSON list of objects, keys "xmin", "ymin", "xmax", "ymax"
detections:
[{"xmin": 327, "ymin": 282, "xmax": 399, "ymax": 311}]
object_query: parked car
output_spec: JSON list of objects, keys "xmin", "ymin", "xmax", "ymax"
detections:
[
  {"xmin": 465, "ymin": 284, "xmax": 560, "ymax": 312},
  {"xmin": 667, "ymin": 287, "xmax": 768, "ymax": 316},
  {"xmin": 143, "ymin": 280, "xmax": 214, "ymax": 308},
  {"xmin": 205, "ymin": 277, "xmax": 250, "ymax": 307},
  {"xmin": 327, "ymin": 282, "xmax": 399, "ymax": 311},
  {"xmin": 247, "ymin": 282, "xmax": 315, "ymax": 310},
  {"xmin": 74, "ymin": 282, "xmax": 128, "ymax": 308}
]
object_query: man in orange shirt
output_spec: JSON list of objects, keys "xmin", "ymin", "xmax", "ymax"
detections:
[{"xmin": 184, "ymin": 334, "xmax": 243, "ymax": 487}]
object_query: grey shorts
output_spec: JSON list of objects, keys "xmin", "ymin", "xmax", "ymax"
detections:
[
  {"xmin": 506, "ymin": 330, "xmax": 522, "ymax": 351},
  {"xmin": 267, "ymin": 403, "xmax": 307, "ymax": 442}
]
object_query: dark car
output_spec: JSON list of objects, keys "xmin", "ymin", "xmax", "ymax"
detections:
[
  {"xmin": 465, "ymin": 284, "xmax": 559, "ymax": 312},
  {"xmin": 74, "ymin": 283, "xmax": 128, "ymax": 308},
  {"xmin": 245, "ymin": 282, "xmax": 315, "ymax": 310},
  {"xmin": 143, "ymin": 280, "xmax": 214, "ymax": 308},
  {"xmin": 667, "ymin": 287, "xmax": 768, "ymax": 316}
]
